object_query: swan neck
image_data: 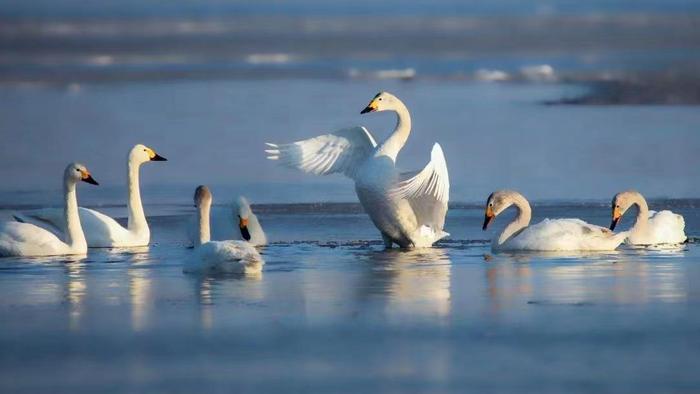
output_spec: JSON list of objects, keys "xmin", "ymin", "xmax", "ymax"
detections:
[
  {"xmin": 196, "ymin": 203, "xmax": 211, "ymax": 247},
  {"xmin": 377, "ymin": 101, "xmax": 411, "ymax": 161},
  {"xmin": 498, "ymin": 195, "xmax": 532, "ymax": 245},
  {"xmin": 631, "ymin": 194, "xmax": 649, "ymax": 231},
  {"xmin": 127, "ymin": 160, "xmax": 148, "ymax": 234},
  {"xmin": 64, "ymin": 179, "xmax": 86, "ymax": 249}
]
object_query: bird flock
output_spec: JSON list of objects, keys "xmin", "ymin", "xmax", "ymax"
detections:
[{"xmin": 0, "ymin": 91, "xmax": 688, "ymax": 274}]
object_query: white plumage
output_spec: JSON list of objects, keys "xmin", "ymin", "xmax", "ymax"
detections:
[
  {"xmin": 266, "ymin": 91, "xmax": 449, "ymax": 248},
  {"xmin": 498, "ymin": 218, "xmax": 629, "ymax": 252},
  {"xmin": 13, "ymin": 144, "xmax": 166, "ymax": 248},
  {"xmin": 483, "ymin": 190, "xmax": 628, "ymax": 252},
  {"xmin": 0, "ymin": 163, "xmax": 99, "ymax": 257},
  {"xmin": 184, "ymin": 186, "xmax": 263, "ymax": 275},
  {"xmin": 185, "ymin": 240, "xmax": 263, "ymax": 274},
  {"xmin": 186, "ymin": 196, "xmax": 267, "ymax": 246},
  {"xmin": 611, "ymin": 190, "xmax": 687, "ymax": 246}
]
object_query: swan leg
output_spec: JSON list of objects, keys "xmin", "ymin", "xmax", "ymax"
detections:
[{"xmin": 381, "ymin": 233, "xmax": 394, "ymax": 249}]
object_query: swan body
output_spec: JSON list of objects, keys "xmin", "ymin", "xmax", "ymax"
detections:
[
  {"xmin": 186, "ymin": 196, "xmax": 267, "ymax": 246},
  {"xmin": 266, "ymin": 91, "xmax": 449, "ymax": 248},
  {"xmin": 0, "ymin": 163, "xmax": 99, "ymax": 257},
  {"xmin": 610, "ymin": 190, "xmax": 687, "ymax": 246},
  {"xmin": 483, "ymin": 190, "xmax": 628, "ymax": 252},
  {"xmin": 14, "ymin": 144, "xmax": 166, "ymax": 248},
  {"xmin": 184, "ymin": 186, "xmax": 263, "ymax": 274}
]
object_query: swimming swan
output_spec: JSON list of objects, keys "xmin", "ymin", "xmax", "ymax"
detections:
[
  {"xmin": 184, "ymin": 186, "xmax": 263, "ymax": 274},
  {"xmin": 0, "ymin": 163, "xmax": 99, "ymax": 257},
  {"xmin": 610, "ymin": 190, "xmax": 687, "ymax": 246},
  {"xmin": 266, "ymin": 91, "xmax": 449, "ymax": 248},
  {"xmin": 14, "ymin": 144, "xmax": 166, "ymax": 247},
  {"xmin": 186, "ymin": 196, "xmax": 267, "ymax": 246},
  {"xmin": 482, "ymin": 190, "xmax": 628, "ymax": 252}
]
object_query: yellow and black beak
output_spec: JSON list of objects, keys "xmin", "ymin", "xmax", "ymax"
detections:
[
  {"xmin": 81, "ymin": 171, "xmax": 99, "ymax": 185},
  {"xmin": 610, "ymin": 207, "xmax": 622, "ymax": 231},
  {"xmin": 150, "ymin": 151, "xmax": 167, "ymax": 161},
  {"xmin": 482, "ymin": 207, "xmax": 495, "ymax": 230},
  {"xmin": 361, "ymin": 99, "xmax": 378, "ymax": 114},
  {"xmin": 239, "ymin": 216, "xmax": 251, "ymax": 241}
]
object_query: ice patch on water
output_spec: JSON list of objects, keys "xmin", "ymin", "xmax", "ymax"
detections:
[{"xmin": 245, "ymin": 53, "xmax": 294, "ymax": 65}]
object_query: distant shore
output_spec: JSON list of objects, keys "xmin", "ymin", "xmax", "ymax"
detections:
[{"xmin": 550, "ymin": 71, "xmax": 700, "ymax": 105}]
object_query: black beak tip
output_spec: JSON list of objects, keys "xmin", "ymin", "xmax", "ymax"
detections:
[
  {"xmin": 482, "ymin": 216, "xmax": 491, "ymax": 231},
  {"xmin": 151, "ymin": 153, "xmax": 167, "ymax": 161},
  {"xmin": 360, "ymin": 107, "xmax": 374, "ymax": 114},
  {"xmin": 609, "ymin": 219, "xmax": 618, "ymax": 231},
  {"xmin": 240, "ymin": 226, "xmax": 252, "ymax": 241},
  {"xmin": 83, "ymin": 175, "xmax": 99, "ymax": 186}
]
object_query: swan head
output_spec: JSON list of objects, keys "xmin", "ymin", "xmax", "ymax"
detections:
[
  {"xmin": 65, "ymin": 162, "xmax": 99, "ymax": 185},
  {"xmin": 235, "ymin": 196, "xmax": 253, "ymax": 241},
  {"xmin": 194, "ymin": 185, "xmax": 212, "ymax": 208},
  {"xmin": 361, "ymin": 91, "xmax": 402, "ymax": 114},
  {"xmin": 610, "ymin": 190, "xmax": 642, "ymax": 230},
  {"xmin": 130, "ymin": 144, "xmax": 167, "ymax": 164},
  {"xmin": 482, "ymin": 190, "xmax": 520, "ymax": 230}
]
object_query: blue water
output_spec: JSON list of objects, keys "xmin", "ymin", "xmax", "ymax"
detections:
[
  {"xmin": 1, "ymin": 79, "xmax": 699, "ymax": 201},
  {"xmin": 0, "ymin": 202, "xmax": 699, "ymax": 393}
]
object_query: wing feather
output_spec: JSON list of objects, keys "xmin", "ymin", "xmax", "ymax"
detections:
[
  {"xmin": 391, "ymin": 143, "xmax": 450, "ymax": 231},
  {"xmin": 266, "ymin": 126, "xmax": 377, "ymax": 180}
]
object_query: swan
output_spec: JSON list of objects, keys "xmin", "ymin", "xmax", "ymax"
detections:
[
  {"xmin": 482, "ymin": 190, "xmax": 628, "ymax": 252},
  {"xmin": 610, "ymin": 190, "xmax": 687, "ymax": 246},
  {"xmin": 0, "ymin": 163, "xmax": 99, "ymax": 257},
  {"xmin": 265, "ymin": 91, "xmax": 449, "ymax": 248},
  {"xmin": 14, "ymin": 144, "xmax": 166, "ymax": 247},
  {"xmin": 186, "ymin": 196, "xmax": 267, "ymax": 246},
  {"xmin": 184, "ymin": 186, "xmax": 263, "ymax": 274}
]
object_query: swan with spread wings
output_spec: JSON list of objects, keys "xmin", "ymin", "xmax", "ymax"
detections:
[{"xmin": 266, "ymin": 92, "xmax": 449, "ymax": 248}]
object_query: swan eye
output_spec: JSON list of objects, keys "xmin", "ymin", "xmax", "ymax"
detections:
[
  {"xmin": 75, "ymin": 169, "xmax": 80, "ymax": 172},
  {"xmin": 378, "ymin": 98, "xmax": 383, "ymax": 101}
]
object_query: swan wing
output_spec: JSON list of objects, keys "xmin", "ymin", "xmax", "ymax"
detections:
[
  {"xmin": 0, "ymin": 221, "xmax": 68, "ymax": 257},
  {"xmin": 391, "ymin": 143, "xmax": 450, "ymax": 230},
  {"xmin": 265, "ymin": 126, "xmax": 377, "ymax": 180},
  {"xmin": 648, "ymin": 210, "xmax": 687, "ymax": 244},
  {"xmin": 16, "ymin": 207, "xmax": 132, "ymax": 247},
  {"xmin": 510, "ymin": 219, "xmax": 626, "ymax": 251},
  {"xmin": 185, "ymin": 241, "xmax": 263, "ymax": 274},
  {"xmin": 12, "ymin": 209, "xmax": 64, "ymax": 238}
]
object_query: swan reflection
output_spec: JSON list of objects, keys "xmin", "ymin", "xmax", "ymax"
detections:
[
  {"xmin": 483, "ymin": 248, "xmax": 688, "ymax": 309},
  {"xmin": 127, "ymin": 250, "xmax": 154, "ymax": 332},
  {"xmin": 361, "ymin": 247, "xmax": 452, "ymax": 322},
  {"xmin": 190, "ymin": 268, "xmax": 264, "ymax": 330},
  {"xmin": 63, "ymin": 256, "xmax": 87, "ymax": 331}
]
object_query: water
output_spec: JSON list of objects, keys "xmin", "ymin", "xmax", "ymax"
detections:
[
  {"xmin": 2, "ymin": 79, "xmax": 700, "ymax": 201},
  {"xmin": 1, "ymin": 201, "xmax": 699, "ymax": 393}
]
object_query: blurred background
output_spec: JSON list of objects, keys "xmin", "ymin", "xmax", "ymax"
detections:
[{"xmin": 1, "ymin": 0, "xmax": 699, "ymax": 205}]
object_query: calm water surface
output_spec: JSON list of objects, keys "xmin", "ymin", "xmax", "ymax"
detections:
[{"xmin": 0, "ymin": 203, "xmax": 699, "ymax": 393}]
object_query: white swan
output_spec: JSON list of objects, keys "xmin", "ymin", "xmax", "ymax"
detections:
[
  {"xmin": 0, "ymin": 163, "xmax": 99, "ymax": 257},
  {"xmin": 186, "ymin": 196, "xmax": 267, "ymax": 246},
  {"xmin": 266, "ymin": 91, "xmax": 449, "ymax": 248},
  {"xmin": 14, "ymin": 144, "xmax": 166, "ymax": 247},
  {"xmin": 610, "ymin": 190, "xmax": 687, "ymax": 246},
  {"xmin": 184, "ymin": 186, "xmax": 263, "ymax": 274},
  {"xmin": 483, "ymin": 190, "xmax": 628, "ymax": 252}
]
